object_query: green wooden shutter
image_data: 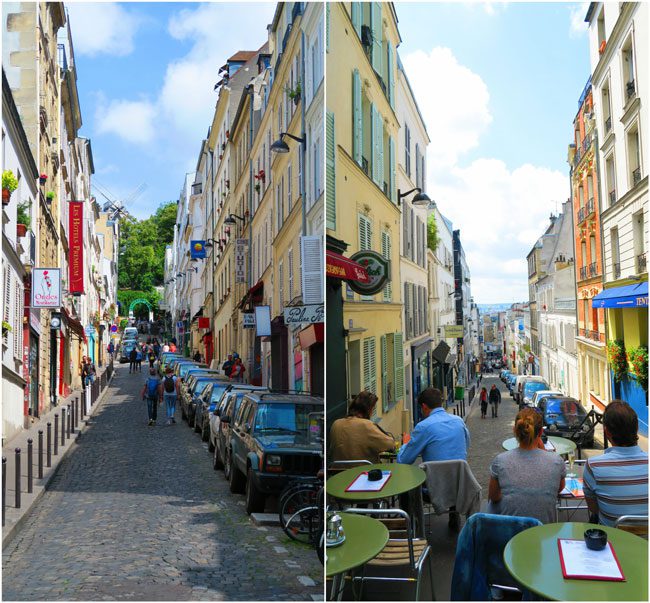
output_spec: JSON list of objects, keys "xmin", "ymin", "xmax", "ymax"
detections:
[
  {"xmin": 394, "ymin": 332, "xmax": 404, "ymax": 403},
  {"xmin": 363, "ymin": 337, "xmax": 377, "ymax": 394},
  {"xmin": 326, "ymin": 111, "xmax": 336, "ymax": 230},
  {"xmin": 371, "ymin": 105, "xmax": 383, "ymax": 187},
  {"xmin": 387, "ymin": 41, "xmax": 394, "ymax": 108},
  {"xmin": 382, "ymin": 231, "xmax": 392, "ymax": 301},
  {"xmin": 351, "ymin": 2, "xmax": 361, "ymax": 37},
  {"xmin": 352, "ymin": 69, "xmax": 362, "ymax": 166},
  {"xmin": 370, "ymin": 2, "xmax": 383, "ymax": 76},
  {"xmin": 326, "ymin": 3, "xmax": 330, "ymax": 52},
  {"xmin": 380, "ymin": 334, "xmax": 388, "ymax": 411},
  {"xmin": 389, "ymin": 136, "xmax": 395, "ymax": 203}
]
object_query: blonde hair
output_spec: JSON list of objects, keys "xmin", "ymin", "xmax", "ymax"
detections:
[{"xmin": 514, "ymin": 408, "xmax": 542, "ymax": 447}]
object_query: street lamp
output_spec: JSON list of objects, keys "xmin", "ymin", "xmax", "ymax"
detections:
[
  {"xmin": 398, "ymin": 187, "xmax": 432, "ymax": 207},
  {"xmin": 224, "ymin": 213, "xmax": 246, "ymax": 226},
  {"xmin": 204, "ymin": 238, "xmax": 219, "ymax": 248},
  {"xmin": 270, "ymin": 132, "xmax": 305, "ymax": 154}
]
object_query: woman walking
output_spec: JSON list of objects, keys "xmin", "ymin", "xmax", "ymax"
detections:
[{"xmin": 479, "ymin": 387, "xmax": 488, "ymax": 419}]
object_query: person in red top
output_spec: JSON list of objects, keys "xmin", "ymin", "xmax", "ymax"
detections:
[{"xmin": 480, "ymin": 387, "xmax": 488, "ymax": 419}]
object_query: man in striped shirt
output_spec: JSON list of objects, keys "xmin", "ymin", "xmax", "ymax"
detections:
[{"xmin": 583, "ymin": 400, "xmax": 648, "ymax": 526}]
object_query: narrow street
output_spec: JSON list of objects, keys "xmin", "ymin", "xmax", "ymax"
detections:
[{"xmin": 2, "ymin": 365, "xmax": 323, "ymax": 601}]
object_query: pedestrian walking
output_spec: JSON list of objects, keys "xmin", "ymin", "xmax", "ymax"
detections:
[
  {"xmin": 193, "ymin": 350, "xmax": 202, "ymax": 363},
  {"xmin": 148, "ymin": 348, "xmax": 156, "ymax": 369},
  {"xmin": 135, "ymin": 346, "xmax": 143, "ymax": 372},
  {"xmin": 153, "ymin": 340, "xmax": 161, "ymax": 358},
  {"xmin": 81, "ymin": 356, "xmax": 93, "ymax": 387},
  {"xmin": 230, "ymin": 357, "xmax": 245, "ymax": 383},
  {"xmin": 141, "ymin": 368, "xmax": 162, "ymax": 426},
  {"xmin": 480, "ymin": 387, "xmax": 488, "ymax": 419},
  {"xmin": 222, "ymin": 354, "xmax": 234, "ymax": 377},
  {"xmin": 129, "ymin": 347, "xmax": 137, "ymax": 374},
  {"xmin": 162, "ymin": 366, "xmax": 180, "ymax": 425},
  {"xmin": 107, "ymin": 341, "xmax": 115, "ymax": 360},
  {"xmin": 489, "ymin": 384, "xmax": 501, "ymax": 418},
  {"xmin": 169, "ymin": 341, "xmax": 177, "ymax": 353},
  {"xmin": 162, "ymin": 341, "xmax": 170, "ymax": 354}
]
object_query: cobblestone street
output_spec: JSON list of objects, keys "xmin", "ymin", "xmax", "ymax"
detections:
[{"xmin": 2, "ymin": 366, "xmax": 323, "ymax": 601}]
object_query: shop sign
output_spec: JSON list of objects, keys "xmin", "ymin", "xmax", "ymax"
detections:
[
  {"xmin": 69, "ymin": 201, "xmax": 84, "ymax": 293},
  {"xmin": 235, "ymin": 239, "xmax": 248, "ymax": 283},
  {"xmin": 198, "ymin": 317, "xmax": 210, "ymax": 329},
  {"xmin": 30, "ymin": 309, "xmax": 42, "ymax": 334},
  {"xmin": 348, "ymin": 250, "xmax": 390, "ymax": 295},
  {"xmin": 283, "ymin": 304, "xmax": 324, "ymax": 326},
  {"xmin": 190, "ymin": 240, "xmax": 206, "ymax": 259},
  {"xmin": 242, "ymin": 312, "xmax": 256, "ymax": 328},
  {"xmin": 444, "ymin": 324, "xmax": 464, "ymax": 338},
  {"xmin": 85, "ymin": 325, "xmax": 96, "ymax": 336},
  {"xmin": 255, "ymin": 306, "xmax": 271, "ymax": 337},
  {"xmin": 32, "ymin": 268, "xmax": 61, "ymax": 308}
]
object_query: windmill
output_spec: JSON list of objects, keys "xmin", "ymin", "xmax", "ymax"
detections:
[{"xmin": 92, "ymin": 180, "xmax": 147, "ymax": 224}]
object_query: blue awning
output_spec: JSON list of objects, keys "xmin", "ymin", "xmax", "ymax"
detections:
[{"xmin": 592, "ymin": 281, "xmax": 648, "ymax": 309}]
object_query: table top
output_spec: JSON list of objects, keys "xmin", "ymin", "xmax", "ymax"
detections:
[
  {"xmin": 504, "ymin": 522, "xmax": 648, "ymax": 601},
  {"xmin": 327, "ymin": 463, "xmax": 426, "ymax": 501},
  {"xmin": 502, "ymin": 436, "xmax": 577, "ymax": 456},
  {"xmin": 325, "ymin": 513, "xmax": 389, "ymax": 577}
]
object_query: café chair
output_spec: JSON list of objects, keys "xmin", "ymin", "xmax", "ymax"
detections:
[
  {"xmin": 450, "ymin": 512, "xmax": 541, "ymax": 601},
  {"xmin": 327, "ymin": 459, "xmax": 372, "ymax": 476},
  {"xmin": 614, "ymin": 515, "xmax": 649, "ymax": 539},
  {"xmin": 342, "ymin": 507, "xmax": 433, "ymax": 601}
]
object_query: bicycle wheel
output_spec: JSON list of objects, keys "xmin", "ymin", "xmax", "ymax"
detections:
[
  {"xmin": 279, "ymin": 485, "xmax": 319, "ymax": 532},
  {"xmin": 282, "ymin": 505, "xmax": 320, "ymax": 544}
]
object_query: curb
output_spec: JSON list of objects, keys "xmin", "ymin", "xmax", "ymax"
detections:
[{"xmin": 2, "ymin": 371, "xmax": 115, "ymax": 549}]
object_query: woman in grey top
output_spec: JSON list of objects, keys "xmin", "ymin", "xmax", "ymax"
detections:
[{"xmin": 488, "ymin": 408, "xmax": 566, "ymax": 524}]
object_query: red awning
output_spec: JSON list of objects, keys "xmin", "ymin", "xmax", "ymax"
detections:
[
  {"xmin": 62, "ymin": 307, "xmax": 87, "ymax": 343},
  {"xmin": 326, "ymin": 251, "xmax": 370, "ymax": 283},
  {"xmin": 298, "ymin": 323, "xmax": 324, "ymax": 349}
]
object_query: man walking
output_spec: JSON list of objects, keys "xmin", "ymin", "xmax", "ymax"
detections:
[
  {"xmin": 488, "ymin": 384, "xmax": 501, "ymax": 418},
  {"xmin": 162, "ymin": 366, "xmax": 180, "ymax": 425},
  {"xmin": 222, "ymin": 354, "xmax": 234, "ymax": 377},
  {"xmin": 129, "ymin": 347, "xmax": 137, "ymax": 374},
  {"xmin": 141, "ymin": 368, "xmax": 162, "ymax": 426}
]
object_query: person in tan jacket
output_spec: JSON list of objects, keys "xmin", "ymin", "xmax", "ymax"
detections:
[{"xmin": 329, "ymin": 391, "xmax": 396, "ymax": 464}]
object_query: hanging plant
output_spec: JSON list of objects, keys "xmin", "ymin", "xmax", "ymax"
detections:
[
  {"xmin": 39, "ymin": 173, "xmax": 48, "ymax": 185},
  {"xmin": 2, "ymin": 170, "xmax": 19, "ymax": 204},
  {"xmin": 2, "ymin": 320, "xmax": 12, "ymax": 335},
  {"xmin": 46, "ymin": 191, "xmax": 55, "ymax": 202},
  {"xmin": 627, "ymin": 346, "xmax": 648, "ymax": 391},
  {"xmin": 607, "ymin": 339, "xmax": 628, "ymax": 383}
]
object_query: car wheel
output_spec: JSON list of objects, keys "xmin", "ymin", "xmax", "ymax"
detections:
[
  {"xmin": 245, "ymin": 467, "xmax": 265, "ymax": 514},
  {"xmin": 229, "ymin": 453, "xmax": 245, "ymax": 494},
  {"xmin": 194, "ymin": 413, "xmax": 202, "ymax": 433},
  {"xmin": 213, "ymin": 442, "xmax": 223, "ymax": 470},
  {"xmin": 201, "ymin": 423, "xmax": 210, "ymax": 442},
  {"xmin": 224, "ymin": 447, "xmax": 232, "ymax": 480}
]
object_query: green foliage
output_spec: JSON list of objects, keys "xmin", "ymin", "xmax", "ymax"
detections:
[
  {"xmin": 627, "ymin": 346, "xmax": 648, "ymax": 391},
  {"xmin": 46, "ymin": 191, "xmax": 55, "ymax": 200},
  {"xmin": 118, "ymin": 201, "xmax": 177, "ymax": 290},
  {"xmin": 607, "ymin": 339, "xmax": 628, "ymax": 383},
  {"xmin": 117, "ymin": 289, "xmax": 161, "ymax": 319},
  {"xmin": 427, "ymin": 214, "xmax": 439, "ymax": 253},
  {"xmin": 2, "ymin": 320, "xmax": 12, "ymax": 333},
  {"xmin": 16, "ymin": 201, "xmax": 31, "ymax": 229},
  {"xmin": 2, "ymin": 170, "xmax": 18, "ymax": 192}
]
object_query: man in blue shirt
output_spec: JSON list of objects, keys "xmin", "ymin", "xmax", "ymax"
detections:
[
  {"xmin": 398, "ymin": 388, "xmax": 470, "ymax": 465},
  {"xmin": 398, "ymin": 387, "xmax": 470, "ymax": 531}
]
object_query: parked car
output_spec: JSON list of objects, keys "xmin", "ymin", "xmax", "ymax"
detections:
[
  {"xmin": 176, "ymin": 361, "xmax": 208, "ymax": 380},
  {"xmin": 123, "ymin": 327, "xmax": 139, "ymax": 340},
  {"xmin": 181, "ymin": 376, "xmax": 222, "ymax": 425},
  {"xmin": 520, "ymin": 379, "xmax": 551, "ymax": 408},
  {"xmin": 540, "ymin": 396, "xmax": 595, "ymax": 448},
  {"xmin": 506, "ymin": 374, "xmax": 518, "ymax": 395},
  {"xmin": 225, "ymin": 392, "xmax": 324, "ymax": 514},
  {"xmin": 119, "ymin": 340, "xmax": 137, "ymax": 363},
  {"xmin": 500, "ymin": 370, "xmax": 511, "ymax": 382},
  {"xmin": 530, "ymin": 390, "xmax": 562, "ymax": 408},
  {"xmin": 158, "ymin": 352, "xmax": 181, "ymax": 374},
  {"xmin": 180, "ymin": 368, "xmax": 222, "ymax": 399},
  {"xmin": 514, "ymin": 375, "xmax": 546, "ymax": 403},
  {"xmin": 193, "ymin": 380, "xmax": 250, "ymax": 439}
]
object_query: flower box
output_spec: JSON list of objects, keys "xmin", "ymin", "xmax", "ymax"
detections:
[{"xmin": 17, "ymin": 223, "xmax": 28, "ymax": 238}]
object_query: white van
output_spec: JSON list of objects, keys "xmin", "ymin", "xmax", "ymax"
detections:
[
  {"xmin": 123, "ymin": 327, "xmax": 138, "ymax": 340},
  {"xmin": 514, "ymin": 375, "xmax": 546, "ymax": 403}
]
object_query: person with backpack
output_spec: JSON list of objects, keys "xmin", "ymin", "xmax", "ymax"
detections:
[
  {"xmin": 230, "ymin": 357, "xmax": 245, "ymax": 383},
  {"xmin": 129, "ymin": 347, "xmax": 137, "ymax": 374},
  {"xmin": 148, "ymin": 348, "xmax": 156, "ymax": 369},
  {"xmin": 107, "ymin": 341, "xmax": 115, "ymax": 360},
  {"xmin": 221, "ymin": 354, "xmax": 233, "ymax": 377},
  {"xmin": 135, "ymin": 346, "xmax": 143, "ymax": 372},
  {"xmin": 141, "ymin": 368, "xmax": 162, "ymax": 426},
  {"xmin": 162, "ymin": 366, "xmax": 180, "ymax": 424}
]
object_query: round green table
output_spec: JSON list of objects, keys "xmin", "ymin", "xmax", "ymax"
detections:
[
  {"xmin": 504, "ymin": 522, "xmax": 648, "ymax": 601},
  {"xmin": 502, "ymin": 436, "xmax": 577, "ymax": 456},
  {"xmin": 325, "ymin": 512, "xmax": 389, "ymax": 577},
  {"xmin": 327, "ymin": 463, "xmax": 426, "ymax": 502}
]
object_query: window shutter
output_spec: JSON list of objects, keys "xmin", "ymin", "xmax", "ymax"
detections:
[
  {"xmin": 4, "ymin": 268, "xmax": 11, "ymax": 347},
  {"xmin": 326, "ymin": 112, "xmax": 336, "ymax": 230},
  {"xmin": 370, "ymin": 2, "xmax": 383, "ymax": 76},
  {"xmin": 301, "ymin": 235, "xmax": 323, "ymax": 305},
  {"xmin": 359, "ymin": 213, "xmax": 371, "ymax": 251},
  {"xmin": 389, "ymin": 136, "xmax": 396, "ymax": 203},
  {"xmin": 415, "ymin": 144, "xmax": 420, "ymax": 189},
  {"xmin": 363, "ymin": 337, "xmax": 377, "ymax": 394},
  {"xmin": 409, "ymin": 209, "xmax": 414, "ymax": 261},
  {"xmin": 351, "ymin": 2, "xmax": 361, "ymax": 37},
  {"xmin": 326, "ymin": 3, "xmax": 330, "ymax": 51},
  {"xmin": 387, "ymin": 41, "xmax": 394, "ymax": 108},
  {"xmin": 287, "ymin": 162, "xmax": 292, "ymax": 212},
  {"xmin": 394, "ymin": 332, "xmax": 404, "ymax": 403},
  {"xmin": 352, "ymin": 69, "xmax": 362, "ymax": 166},
  {"xmin": 382, "ymin": 231, "xmax": 392, "ymax": 301},
  {"xmin": 371, "ymin": 104, "xmax": 383, "ymax": 187},
  {"xmin": 288, "ymin": 248, "xmax": 294, "ymax": 301},
  {"xmin": 278, "ymin": 260, "xmax": 284, "ymax": 311},
  {"xmin": 380, "ymin": 334, "xmax": 388, "ymax": 411},
  {"xmin": 405, "ymin": 126, "xmax": 410, "ymax": 177}
]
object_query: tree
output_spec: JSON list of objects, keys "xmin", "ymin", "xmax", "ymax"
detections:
[
  {"xmin": 117, "ymin": 289, "xmax": 161, "ymax": 319},
  {"xmin": 427, "ymin": 214, "xmax": 439, "ymax": 253}
]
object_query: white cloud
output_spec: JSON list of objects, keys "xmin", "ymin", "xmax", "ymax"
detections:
[
  {"xmin": 95, "ymin": 98, "xmax": 157, "ymax": 144},
  {"xmin": 66, "ymin": 3, "xmax": 141, "ymax": 57},
  {"xmin": 402, "ymin": 48, "xmax": 492, "ymax": 167},
  {"xmin": 569, "ymin": 3, "xmax": 590, "ymax": 38}
]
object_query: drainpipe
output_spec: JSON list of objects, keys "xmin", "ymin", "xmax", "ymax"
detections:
[{"xmin": 248, "ymin": 84, "xmax": 254, "ymax": 370}]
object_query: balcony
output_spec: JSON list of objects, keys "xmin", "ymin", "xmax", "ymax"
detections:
[
  {"xmin": 577, "ymin": 206, "xmax": 586, "ymax": 224},
  {"xmin": 626, "ymin": 80, "xmax": 636, "ymax": 101},
  {"xmin": 589, "ymin": 262, "xmax": 599, "ymax": 277},
  {"xmin": 605, "ymin": 117, "xmax": 612, "ymax": 133},
  {"xmin": 613, "ymin": 262, "xmax": 621, "ymax": 279},
  {"xmin": 579, "ymin": 266, "xmax": 588, "ymax": 280},
  {"xmin": 586, "ymin": 197, "xmax": 595, "ymax": 216},
  {"xmin": 632, "ymin": 167, "xmax": 642, "ymax": 186},
  {"xmin": 609, "ymin": 189, "xmax": 616, "ymax": 205},
  {"xmin": 587, "ymin": 330, "xmax": 602, "ymax": 342},
  {"xmin": 638, "ymin": 252, "xmax": 647, "ymax": 274}
]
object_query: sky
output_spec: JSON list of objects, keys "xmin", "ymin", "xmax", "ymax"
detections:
[
  {"xmin": 396, "ymin": 1, "xmax": 591, "ymax": 304},
  {"xmin": 68, "ymin": 2, "xmax": 276, "ymax": 217}
]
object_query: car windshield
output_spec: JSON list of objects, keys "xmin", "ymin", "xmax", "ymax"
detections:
[
  {"xmin": 254, "ymin": 403, "xmax": 321, "ymax": 434},
  {"xmin": 192, "ymin": 379, "xmax": 215, "ymax": 394},
  {"xmin": 524, "ymin": 382, "xmax": 549, "ymax": 396},
  {"xmin": 211, "ymin": 384, "xmax": 230, "ymax": 402},
  {"xmin": 546, "ymin": 399, "xmax": 586, "ymax": 418}
]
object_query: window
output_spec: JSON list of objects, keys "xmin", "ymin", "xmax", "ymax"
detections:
[
  {"xmin": 622, "ymin": 36, "xmax": 636, "ymax": 100},
  {"xmin": 278, "ymin": 260, "xmax": 284, "ymax": 311},
  {"xmin": 363, "ymin": 336, "xmax": 377, "ymax": 394},
  {"xmin": 358, "ymin": 214, "xmax": 372, "ymax": 250},
  {"xmin": 287, "ymin": 162, "xmax": 292, "ymax": 212},
  {"xmin": 404, "ymin": 125, "xmax": 411, "ymax": 177},
  {"xmin": 276, "ymin": 183, "xmax": 283, "ymax": 234},
  {"xmin": 602, "ymin": 80, "xmax": 612, "ymax": 133},
  {"xmin": 587, "ymin": 174, "xmax": 594, "ymax": 202},
  {"xmin": 578, "ymin": 185, "xmax": 584, "ymax": 207},
  {"xmin": 605, "ymin": 154, "xmax": 616, "ymax": 205},
  {"xmin": 626, "ymin": 124, "xmax": 641, "ymax": 188},
  {"xmin": 610, "ymin": 227, "xmax": 620, "ymax": 278}
]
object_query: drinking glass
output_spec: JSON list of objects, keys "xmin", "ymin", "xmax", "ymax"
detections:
[{"xmin": 567, "ymin": 451, "xmax": 577, "ymax": 479}]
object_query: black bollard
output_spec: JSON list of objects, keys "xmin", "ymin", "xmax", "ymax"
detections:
[
  {"xmin": 27, "ymin": 439, "xmax": 33, "ymax": 494},
  {"xmin": 67, "ymin": 404, "xmax": 71, "ymax": 438},
  {"xmin": 2, "ymin": 456, "xmax": 6, "ymax": 526},
  {"xmin": 14, "ymin": 448, "xmax": 21, "ymax": 509},
  {"xmin": 75, "ymin": 396, "xmax": 79, "ymax": 427},
  {"xmin": 46, "ymin": 422, "xmax": 52, "ymax": 467},
  {"xmin": 54, "ymin": 414, "xmax": 59, "ymax": 456},
  {"xmin": 61, "ymin": 407, "xmax": 66, "ymax": 447},
  {"xmin": 38, "ymin": 430, "xmax": 44, "ymax": 479},
  {"xmin": 70, "ymin": 402, "xmax": 75, "ymax": 434}
]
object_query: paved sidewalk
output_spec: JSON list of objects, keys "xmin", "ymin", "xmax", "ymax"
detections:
[{"xmin": 2, "ymin": 364, "xmax": 114, "ymax": 547}]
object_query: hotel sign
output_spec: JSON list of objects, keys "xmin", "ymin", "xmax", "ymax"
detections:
[
  {"xmin": 283, "ymin": 304, "xmax": 324, "ymax": 326},
  {"xmin": 32, "ymin": 268, "xmax": 61, "ymax": 308},
  {"xmin": 444, "ymin": 324, "xmax": 464, "ymax": 338},
  {"xmin": 69, "ymin": 201, "xmax": 84, "ymax": 293}
]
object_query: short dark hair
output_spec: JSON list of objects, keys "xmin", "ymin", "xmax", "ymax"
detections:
[
  {"xmin": 604, "ymin": 400, "xmax": 638, "ymax": 446},
  {"xmin": 348, "ymin": 391, "xmax": 378, "ymax": 419},
  {"xmin": 418, "ymin": 388, "xmax": 443, "ymax": 409}
]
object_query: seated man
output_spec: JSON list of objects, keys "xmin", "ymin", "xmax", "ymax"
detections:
[{"xmin": 583, "ymin": 400, "xmax": 648, "ymax": 526}]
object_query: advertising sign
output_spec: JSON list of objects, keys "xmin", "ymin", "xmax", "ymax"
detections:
[
  {"xmin": 283, "ymin": 304, "xmax": 324, "ymax": 326},
  {"xmin": 69, "ymin": 201, "xmax": 84, "ymax": 293},
  {"xmin": 348, "ymin": 250, "xmax": 390, "ymax": 295},
  {"xmin": 444, "ymin": 324, "xmax": 464, "ymax": 338},
  {"xmin": 190, "ymin": 240, "xmax": 206, "ymax": 259},
  {"xmin": 32, "ymin": 268, "xmax": 61, "ymax": 308},
  {"xmin": 235, "ymin": 238, "xmax": 248, "ymax": 283},
  {"xmin": 254, "ymin": 305, "xmax": 271, "ymax": 337},
  {"xmin": 242, "ymin": 312, "xmax": 256, "ymax": 329},
  {"xmin": 198, "ymin": 317, "xmax": 210, "ymax": 329}
]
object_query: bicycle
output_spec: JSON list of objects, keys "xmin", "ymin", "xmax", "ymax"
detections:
[{"xmin": 279, "ymin": 477, "xmax": 323, "ymax": 551}]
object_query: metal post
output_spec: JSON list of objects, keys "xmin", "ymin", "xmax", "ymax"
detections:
[
  {"xmin": 67, "ymin": 404, "xmax": 71, "ymax": 438},
  {"xmin": 38, "ymin": 430, "xmax": 43, "ymax": 479},
  {"xmin": 14, "ymin": 448, "xmax": 21, "ymax": 509},
  {"xmin": 61, "ymin": 407, "xmax": 66, "ymax": 446},
  {"xmin": 2, "ymin": 457, "xmax": 6, "ymax": 526},
  {"xmin": 70, "ymin": 401, "xmax": 75, "ymax": 434},
  {"xmin": 54, "ymin": 414, "xmax": 59, "ymax": 456},
  {"xmin": 27, "ymin": 439, "xmax": 33, "ymax": 494},
  {"xmin": 75, "ymin": 396, "xmax": 79, "ymax": 427},
  {"xmin": 46, "ymin": 422, "xmax": 52, "ymax": 467}
]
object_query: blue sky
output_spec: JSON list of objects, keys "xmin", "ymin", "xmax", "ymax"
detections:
[
  {"xmin": 68, "ymin": 2, "xmax": 276, "ymax": 217},
  {"xmin": 396, "ymin": 1, "xmax": 591, "ymax": 303}
]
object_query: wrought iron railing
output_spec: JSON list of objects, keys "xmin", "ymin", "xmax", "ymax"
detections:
[
  {"xmin": 586, "ymin": 197, "xmax": 595, "ymax": 216},
  {"xmin": 577, "ymin": 206, "xmax": 586, "ymax": 224},
  {"xmin": 579, "ymin": 266, "xmax": 588, "ymax": 280},
  {"xmin": 589, "ymin": 262, "xmax": 599, "ymax": 277},
  {"xmin": 626, "ymin": 80, "xmax": 636, "ymax": 100},
  {"xmin": 632, "ymin": 167, "xmax": 641, "ymax": 186},
  {"xmin": 638, "ymin": 252, "xmax": 647, "ymax": 274},
  {"xmin": 605, "ymin": 117, "xmax": 612, "ymax": 133}
]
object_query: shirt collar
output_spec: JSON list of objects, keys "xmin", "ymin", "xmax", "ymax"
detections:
[{"xmin": 603, "ymin": 445, "xmax": 643, "ymax": 455}]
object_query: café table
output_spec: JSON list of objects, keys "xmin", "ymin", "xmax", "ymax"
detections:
[
  {"xmin": 327, "ymin": 463, "xmax": 426, "ymax": 536},
  {"xmin": 502, "ymin": 435, "xmax": 577, "ymax": 457},
  {"xmin": 326, "ymin": 512, "xmax": 389, "ymax": 600},
  {"xmin": 503, "ymin": 522, "xmax": 648, "ymax": 601}
]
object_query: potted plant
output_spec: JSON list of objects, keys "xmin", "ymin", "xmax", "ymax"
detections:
[
  {"xmin": 39, "ymin": 173, "xmax": 48, "ymax": 185},
  {"xmin": 254, "ymin": 169, "xmax": 266, "ymax": 183},
  {"xmin": 286, "ymin": 80, "xmax": 302, "ymax": 105},
  {"xmin": 627, "ymin": 346, "xmax": 648, "ymax": 391},
  {"xmin": 254, "ymin": 183, "xmax": 261, "ymax": 193},
  {"xmin": 2, "ymin": 170, "xmax": 19, "ymax": 204},
  {"xmin": 16, "ymin": 201, "xmax": 31, "ymax": 237},
  {"xmin": 45, "ymin": 191, "xmax": 55, "ymax": 203},
  {"xmin": 2, "ymin": 321, "xmax": 12, "ymax": 336},
  {"xmin": 607, "ymin": 339, "xmax": 628, "ymax": 383}
]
